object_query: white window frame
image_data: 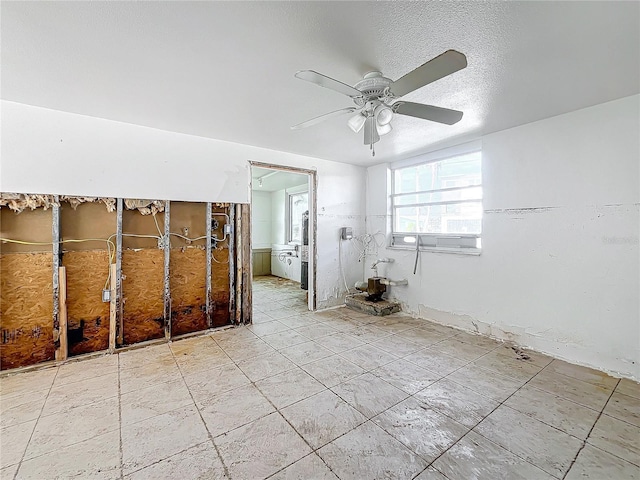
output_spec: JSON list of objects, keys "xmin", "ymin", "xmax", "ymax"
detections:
[
  {"xmin": 287, "ymin": 191, "xmax": 308, "ymax": 245},
  {"xmin": 390, "ymin": 147, "xmax": 482, "ymax": 255}
]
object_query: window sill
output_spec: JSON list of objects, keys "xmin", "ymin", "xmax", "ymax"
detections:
[{"xmin": 386, "ymin": 245, "xmax": 482, "ymax": 256}]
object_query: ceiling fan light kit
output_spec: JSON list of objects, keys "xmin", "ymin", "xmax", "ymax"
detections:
[{"xmin": 291, "ymin": 49, "xmax": 467, "ymax": 156}]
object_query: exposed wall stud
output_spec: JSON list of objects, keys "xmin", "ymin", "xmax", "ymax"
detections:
[
  {"xmin": 56, "ymin": 266, "xmax": 68, "ymax": 361},
  {"xmin": 109, "ymin": 264, "xmax": 117, "ymax": 353},
  {"xmin": 115, "ymin": 198, "xmax": 123, "ymax": 346},
  {"xmin": 241, "ymin": 204, "xmax": 252, "ymax": 325},
  {"xmin": 163, "ymin": 200, "xmax": 171, "ymax": 339},
  {"xmin": 228, "ymin": 204, "xmax": 236, "ymax": 324},
  {"xmin": 52, "ymin": 196, "xmax": 61, "ymax": 345},
  {"xmin": 235, "ymin": 204, "xmax": 242, "ymax": 325},
  {"xmin": 205, "ymin": 202, "xmax": 212, "ymax": 328}
]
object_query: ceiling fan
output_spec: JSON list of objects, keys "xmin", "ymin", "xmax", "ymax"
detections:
[{"xmin": 291, "ymin": 50, "xmax": 467, "ymax": 156}]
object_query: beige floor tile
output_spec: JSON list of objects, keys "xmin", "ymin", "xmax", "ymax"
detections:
[
  {"xmin": 313, "ymin": 332, "xmax": 364, "ymax": 353},
  {"xmin": 262, "ymin": 329, "xmax": 311, "ymax": 350},
  {"xmin": 413, "ymin": 467, "xmax": 449, "ymax": 480},
  {"xmin": 280, "ymin": 341, "xmax": 334, "ymax": 366},
  {"xmin": 216, "ymin": 412, "xmax": 311, "ymax": 480},
  {"xmin": 236, "ymin": 350, "xmax": 297, "ymax": 382},
  {"xmin": 347, "ymin": 325, "xmax": 391, "ymax": 343},
  {"xmin": 414, "ymin": 321, "xmax": 458, "ymax": 336},
  {"xmin": 121, "ymin": 404, "xmax": 209, "ymax": 475},
  {"xmin": 172, "ymin": 343, "xmax": 233, "ymax": 376},
  {"xmin": 446, "ymin": 363, "xmax": 525, "ymax": 402},
  {"xmin": 505, "ymin": 385, "xmax": 601, "ymax": 439},
  {"xmin": 395, "ymin": 328, "xmax": 450, "ymax": 347},
  {"xmin": 433, "ymin": 430, "xmax": 555, "ymax": 480},
  {"xmin": 565, "ymin": 444, "xmax": 640, "ymax": 480},
  {"xmin": 318, "ymin": 421, "xmax": 428, "ymax": 480},
  {"xmin": 269, "ymin": 453, "xmax": 338, "ymax": 480},
  {"xmin": 617, "ymin": 378, "xmax": 640, "ymax": 400},
  {"xmin": 279, "ymin": 315, "xmax": 317, "ymax": 329},
  {"xmin": 268, "ymin": 308, "xmax": 300, "ymax": 320},
  {"xmin": 415, "ymin": 378, "xmax": 498, "ymax": 428},
  {"xmin": 528, "ymin": 369, "xmax": 613, "ymax": 410},
  {"xmin": 199, "ymin": 384, "xmax": 275, "ymax": 436},
  {"xmin": 449, "ymin": 331, "xmax": 501, "ymax": 349},
  {"xmin": 373, "ymin": 397, "xmax": 468, "ymax": 462},
  {"xmin": 121, "ymin": 378, "xmax": 193, "ymax": 426},
  {"xmin": 255, "ymin": 367, "xmax": 325, "ymax": 409},
  {"xmin": 368, "ymin": 318, "xmax": 417, "ymax": 335},
  {"xmin": 0, "ymin": 419, "xmax": 36, "ymax": 468},
  {"xmin": 281, "ymin": 389, "xmax": 366, "ymax": 449},
  {"xmin": 41, "ymin": 371, "xmax": 119, "ymax": 416},
  {"xmin": 475, "ymin": 405, "xmax": 582, "ymax": 477},
  {"xmin": 404, "ymin": 348, "xmax": 467, "ymax": 376},
  {"xmin": 0, "ymin": 463, "xmax": 18, "ymax": 480},
  {"xmin": 331, "ymin": 373, "xmax": 408, "ymax": 418},
  {"xmin": 54, "ymin": 354, "xmax": 118, "ymax": 386},
  {"xmin": 25, "ymin": 397, "xmax": 119, "ymax": 460},
  {"xmin": 473, "ymin": 351, "xmax": 542, "ymax": 382},
  {"xmin": 218, "ymin": 337, "xmax": 274, "ymax": 362},
  {"xmin": 0, "ymin": 368, "xmax": 57, "ymax": 399},
  {"xmin": 252, "ymin": 310, "xmax": 275, "ymax": 324},
  {"xmin": 301, "ymin": 355, "xmax": 365, "ymax": 388},
  {"xmin": 118, "ymin": 344, "xmax": 175, "ymax": 370},
  {"xmin": 183, "ymin": 362, "xmax": 250, "ymax": 404},
  {"xmin": 125, "ymin": 441, "xmax": 227, "ymax": 479},
  {"xmin": 0, "ymin": 389, "xmax": 47, "ymax": 428},
  {"xmin": 317, "ymin": 317, "xmax": 360, "ymax": 333},
  {"xmin": 369, "ymin": 334, "xmax": 424, "ymax": 357},
  {"xmin": 119, "ymin": 361, "xmax": 183, "ymax": 394},
  {"xmin": 604, "ymin": 391, "xmax": 640, "ymax": 427},
  {"xmin": 370, "ymin": 359, "xmax": 441, "ymax": 395},
  {"xmin": 492, "ymin": 343, "xmax": 553, "ymax": 368},
  {"xmin": 17, "ymin": 430, "xmax": 120, "ymax": 480},
  {"xmin": 210, "ymin": 326, "xmax": 257, "ymax": 348},
  {"xmin": 587, "ymin": 413, "xmax": 640, "ymax": 465},
  {"xmin": 293, "ymin": 322, "xmax": 337, "ymax": 339},
  {"xmin": 430, "ymin": 337, "xmax": 494, "ymax": 362},
  {"xmin": 546, "ymin": 359, "xmax": 619, "ymax": 389},
  {"xmin": 338, "ymin": 344, "xmax": 399, "ymax": 370},
  {"xmin": 249, "ymin": 320, "xmax": 290, "ymax": 337}
]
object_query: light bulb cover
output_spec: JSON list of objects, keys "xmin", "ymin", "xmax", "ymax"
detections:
[
  {"xmin": 347, "ymin": 113, "xmax": 366, "ymax": 133},
  {"xmin": 377, "ymin": 123, "xmax": 392, "ymax": 136},
  {"xmin": 374, "ymin": 105, "xmax": 393, "ymax": 126}
]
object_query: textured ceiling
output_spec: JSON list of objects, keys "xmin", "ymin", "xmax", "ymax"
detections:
[{"xmin": 2, "ymin": 2, "xmax": 638, "ymax": 166}]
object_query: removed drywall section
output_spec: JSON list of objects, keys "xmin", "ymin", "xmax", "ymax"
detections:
[
  {"xmin": 0, "ymin": 207, "xmax": 54, "ymax": 369},
  {"xmin": 60, "ymin": 201, "xmax": 114, "ymax": 356},
  {"xmin": 121, "ymin": 206, "xmax": 165, "ymax": 344},
  {"xmin": 210, "ymin": 204, "xmax": 232, "ymax": 328},
  {"xmin": 169, "ymin": 201, "xmax": 207, "ymax": 336},
  {"xmin": 365, "ymin": 95, "xmax": 640, "ymax": 380}
]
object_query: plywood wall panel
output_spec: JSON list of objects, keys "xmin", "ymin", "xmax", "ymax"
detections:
[
  {"xmin": 170, "ymin": 247, "xmax": 207, "ymax": 336},
  {"xmin": 0, "ymin": 252, "xmax": 54, "ymax": 369},
  {"xmin": 211, "ymin": 246, "xmax": 231, "ymax": 328},
  {"xmin": 63, "ymin": 250, "xmax": 110, "ymax": 356},
  {"xmin": 121, "ymin": 249, "xmax": 165, "ymax": 344}
]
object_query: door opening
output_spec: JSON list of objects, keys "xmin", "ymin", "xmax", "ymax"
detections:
[{"xmin": 249, "ymin": 163, "xmax": 316, "ymax": 315}]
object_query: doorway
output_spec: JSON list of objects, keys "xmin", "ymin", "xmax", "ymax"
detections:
[{"xmin": 250, "ymin": 163, "xmax": 316, "ymax": 316}]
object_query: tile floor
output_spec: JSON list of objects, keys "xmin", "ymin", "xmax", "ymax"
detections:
[{"xmin": 1, "ymin": 275, "xmax": 639, "ymax": 479}]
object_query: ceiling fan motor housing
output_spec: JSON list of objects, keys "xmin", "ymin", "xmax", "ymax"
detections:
[{"xmin": 353, "ymin": 72, "xmax": 393, "ymax": 106}]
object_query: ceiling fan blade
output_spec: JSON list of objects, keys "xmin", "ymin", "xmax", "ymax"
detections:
[
  {"xmin": 295, "ymin": 70, "xmax": 363, "ymax": 98},
  {"xmin": 363, "ymin": 116, "xmax": 380, "ymax": 145},
  {"xmin": 394, "ymin": 102, "xmax": 463, "ymax": 125},
  {"xmin": 290, "ymin": 107, "xmax": 357, "ymax": 130},
  {"xmin": 390, "ymin": 50, "xmax": 467, "ymax": 98}
]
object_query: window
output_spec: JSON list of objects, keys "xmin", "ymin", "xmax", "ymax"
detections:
[
  {"xmin": 391, "ymin": 151, "xmax": 482, "ymax": 252},
  {"xmin": 288, "ymin": 192, "xmax": 308, "ymax": 244}
]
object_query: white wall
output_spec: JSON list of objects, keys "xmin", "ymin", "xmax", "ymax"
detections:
[
  {"xmin": 1, "ymin": 101, "xmax": 366, "ymax": 308},
  {"xmin": 250, "ymin": 190, "xmax": 272, "ymax": 249},
  {"xmin": 366, "ymin": 95, "xmax": 640, "ymax": 380}
]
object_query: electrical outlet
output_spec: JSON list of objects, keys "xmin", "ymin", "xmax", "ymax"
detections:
[
  {"xmin": 224, "ymin": 224, "xmax": 233, "ymax": 235},
  {"xmin": 340, "ymin": 227, "xmax": 353, "ymax": 240}
]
